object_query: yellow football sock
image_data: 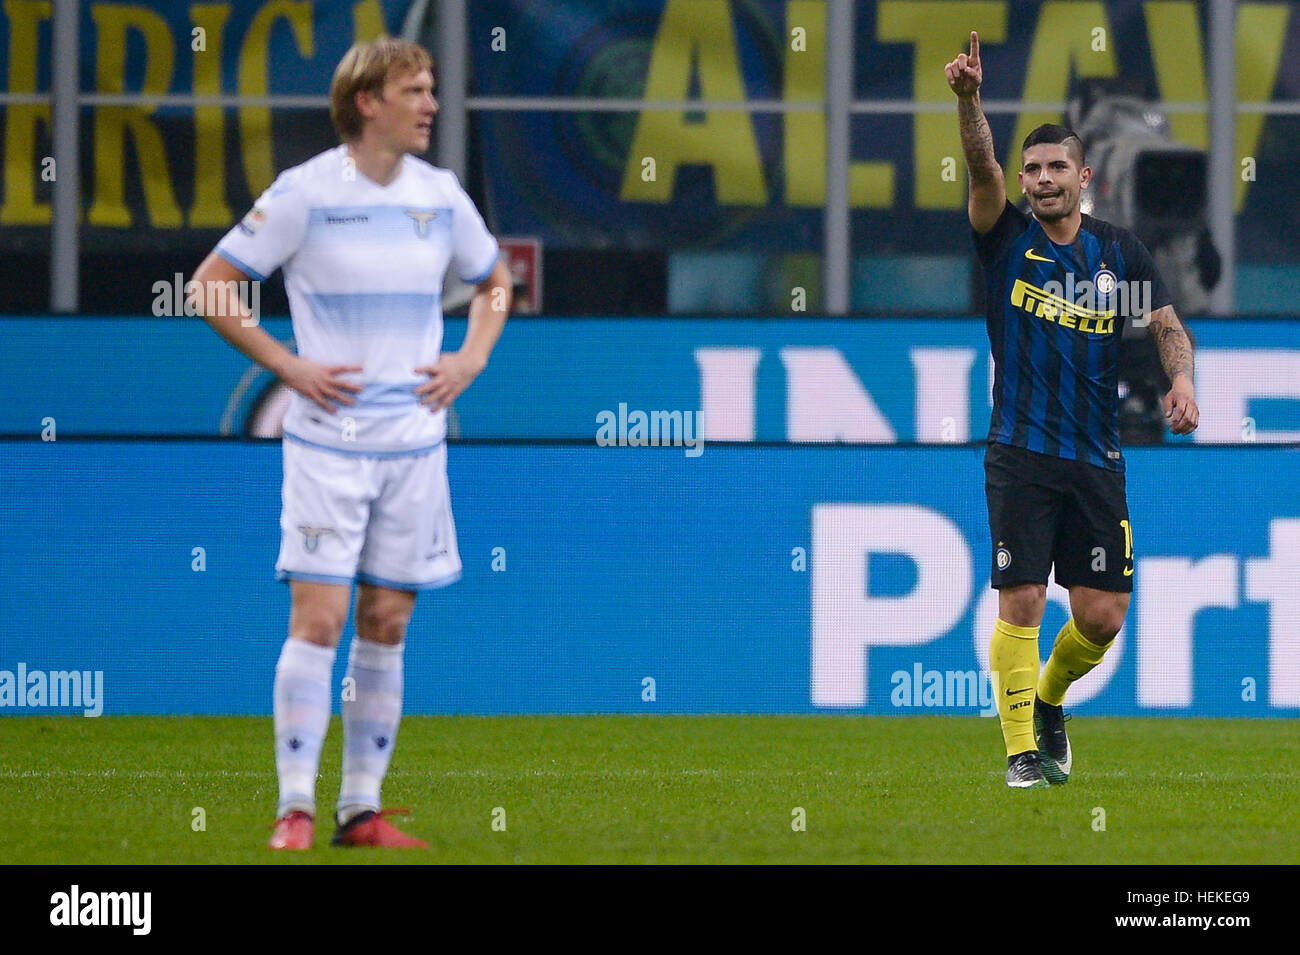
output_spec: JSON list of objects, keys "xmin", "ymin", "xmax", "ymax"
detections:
[
  {"xmin": 990, "ymin": 618, "xmax": 1040, "ymax": 757},
  {"xmin": 1038, "ymin": 617, "xmax": 1112, "ymax": 706}
]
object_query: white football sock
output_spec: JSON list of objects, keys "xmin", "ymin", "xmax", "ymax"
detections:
[
  {"xmin": 338, "ymin": 638, "xmax": 404, "ymax": 825},
  {"xmin": 273, "ymin": 637, "xmax": 336, "ymax": 817}
]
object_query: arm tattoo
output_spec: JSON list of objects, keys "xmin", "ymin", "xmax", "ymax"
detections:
[
  {"xmin": 957, "ymin": 95, "xmax": 999, "ymax": 186},
  {"xmin": 1148, "ymin": 308, "xmax": 1195, "ymax": 381}
]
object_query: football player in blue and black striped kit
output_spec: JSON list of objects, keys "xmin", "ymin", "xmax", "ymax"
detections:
[{"xmin": 946, "ymin": 32, "xmax": 1199, "ymax": 788}]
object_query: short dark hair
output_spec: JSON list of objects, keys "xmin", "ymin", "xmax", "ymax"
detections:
[{"xmin": 1021, "ymin": 123, "xmax": 1085, "ymax": 167}]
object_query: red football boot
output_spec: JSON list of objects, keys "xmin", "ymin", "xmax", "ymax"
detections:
[
  {"xmin": 269, "ymin": 810, "xmax": 314, "ymax": 850},
  {"xmin": 331, "ymin": 808, "xmax": 428, "ymax": 848}
]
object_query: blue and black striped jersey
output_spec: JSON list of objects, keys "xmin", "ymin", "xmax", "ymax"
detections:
[{"xmin": 974, "ymin": 200, "xmax": 1172, "ymax": 471}]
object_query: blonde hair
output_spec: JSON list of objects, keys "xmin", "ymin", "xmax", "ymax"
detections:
[{"xmin": 329, "ymin": 36, "xmax": 433, "ymax": 141}]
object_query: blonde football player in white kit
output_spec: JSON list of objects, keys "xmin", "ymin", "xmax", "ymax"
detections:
[{"xmin": 190, "ymin": 37, "xmax": 511, "ymax": 849}]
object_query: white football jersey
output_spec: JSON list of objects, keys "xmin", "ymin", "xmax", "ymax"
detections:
[{"xmin": 216, "ymin": 144, "xmax": 499, "ymax": 455}]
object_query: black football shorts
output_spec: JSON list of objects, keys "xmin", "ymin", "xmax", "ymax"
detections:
[{"xmin": 984, "ymin": 441, "xmax": 1133, "ymax": 593}]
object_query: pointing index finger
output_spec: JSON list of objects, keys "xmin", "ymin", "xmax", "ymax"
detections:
[{"xmin": 970, "ymin": 31, "xmax": 980, "ymax": 63}]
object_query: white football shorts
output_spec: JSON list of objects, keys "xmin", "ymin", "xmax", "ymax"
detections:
[{"xmin": 275, "ymin": 438, "xmax": 462, "ymax": 591}]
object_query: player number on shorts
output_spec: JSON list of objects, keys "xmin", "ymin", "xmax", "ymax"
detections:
[{"xmin": 1120, "ymin": 520, "xmax": 1133, "ymax": 570}]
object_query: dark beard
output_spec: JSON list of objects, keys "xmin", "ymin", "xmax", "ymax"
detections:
[{"xmin": 1031, "ymin": 197, "xmax": 1073, "ymax": 222}]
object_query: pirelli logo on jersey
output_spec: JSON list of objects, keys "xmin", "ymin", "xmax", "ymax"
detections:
[{"xmin": 1010, "ymin": 278, "xmax": 1117, "ymax": 334}]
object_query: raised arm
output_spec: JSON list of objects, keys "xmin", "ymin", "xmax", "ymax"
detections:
[
  {"xmin": 946, "ymin": 31, "xmax": 1005, "ymax": 234},
  {"xmin": 1144, "ymin": 304, "xmax": 1199, "ymax": 434}
]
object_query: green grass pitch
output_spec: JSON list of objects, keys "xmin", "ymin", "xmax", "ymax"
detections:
[{"xmin": 1, "ymin": 715, "xmax": 1296, "ymax": 864}]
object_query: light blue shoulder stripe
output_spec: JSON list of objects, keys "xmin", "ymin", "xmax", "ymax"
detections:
[
  {"xmin": 461, "ymin": 246, "xmax": 501, "ymax": 284},
  {"xmin": 214, "ymin": 246, "xmax": 268, "ymax": 282}
]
